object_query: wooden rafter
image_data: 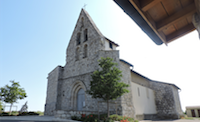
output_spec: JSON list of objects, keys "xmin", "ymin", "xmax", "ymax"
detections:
[
  {"xmin": 129, "ymin": 0, "xmax": 168, "ymax": 45},
  {"xmin": 157, "ymin": 3, "xmax": 196, "ymax": 31},
  {"xmin": 166, "ymin": 24, "xmax": 195, "ymax": 43},
  {"xmin": 141, "ymin": 0, "xmax": 163, "ymax": 12},
  {"xmin": 118, "ymin": 0, "xmax": 197, "ymax": 45}
]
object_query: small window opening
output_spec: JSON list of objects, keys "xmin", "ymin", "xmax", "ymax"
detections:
[
  {"xmin": 76, "ymin": 47, "xmax": 80, "ymax": 60},
  {"xmin": 109, "ymin": 42, "xmax": 113, "ymax": 49},
  {"xmin": 191, "ymin": 109, "xmax": 196, "ymax": 117},
  {"xmin": 81, "ymin": 17, "xmax": 84, "ymax": 27},
  {"xmin": 77, "ymin": 33, "xmax": 81, "ymax": 45},
  {"xmin": 138, "ymin": 87, "xmax": 140, "ymax": 96},
  {"xmin": 80, "ymin": 17, "xmax": 84, "ymax": 31},
  {"xmin": 146, "ymin": 88, "xmax": 149, "ymax": 99},
  {"xmin": 83, "ymin": 45, "xmax": 88, "ymax": 58},
  {"xmin": 84, "ymin": 29, "xmax": 88, "ymax": 42},
  {"xmin": 198, "ymin": 109, "xmax": 200, "ymax": 117}
]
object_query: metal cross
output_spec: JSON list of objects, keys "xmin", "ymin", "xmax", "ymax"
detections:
[{"xmin": 83, "ymin": 4, "xmax": 87, "ymax": 9}]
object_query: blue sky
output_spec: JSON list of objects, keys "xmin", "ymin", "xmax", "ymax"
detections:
[{"xmin": 0, "ymin": 0, "xmax": 200, "ymax": 112}]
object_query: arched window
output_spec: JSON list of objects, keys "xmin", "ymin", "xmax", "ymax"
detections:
[
  {"xmin": 83, "ymin": 45, "xmax": 87, "ymax": 58},
  {"xmin": 84, "ymin": 29, "xmax": 88, "ymax": 42},
  {"xmin": 77, "ymin": 33, "xmax": 81, "ymax": 45},
  {"xmin": 76, "ymin": 47, "xmax": 80, "ymax": 60},
  {"xmin": 77, "ymin": 88, "xmax": 85, "ymax": 111}
]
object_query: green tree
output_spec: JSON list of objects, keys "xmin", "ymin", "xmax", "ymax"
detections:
[
  {"xmin": 0, "ymin": 80, "xmax": 27, "ymax": 114},
  {"xmin": 0, "ymin": 101, "xmax": 4, "ymax": 112},
  {"xmin": 86, "ymin": 57, "xmax": 129, "ymax": 117}
]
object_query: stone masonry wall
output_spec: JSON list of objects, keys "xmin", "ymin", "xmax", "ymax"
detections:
[
  {"xmin": 58, "ymin": 72, "xmax": 121, "ymax": 112},
  {"xmin": 45, "ymin": 66, "xmax": 64, "ymax": 115},
  {"xmin": 56, "ymin": 50, "xmax": 123, "ymax": 115},
  {"xmin": 148, "ymin": 81, "xmax": 180, "ymax": 119},
  {"xmin": 172, "ymin": 85, "xmax": 183, "ymax": 117},
  {"xmin": 64, "ymin": 9, "xmax": 104, "ymax": 78},
  {"xmin": 119, "ymin": 61, "xmax": 135, "ymax": 118}
]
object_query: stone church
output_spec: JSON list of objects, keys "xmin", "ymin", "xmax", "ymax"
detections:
[{"xmin": 44, "ymin": 9, "xmax": 183, "ymax": 120}]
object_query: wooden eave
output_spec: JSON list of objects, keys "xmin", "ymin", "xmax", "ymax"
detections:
[{"xmin": 114, "ymin": 0, "xmax": 197, "ymax": 45}]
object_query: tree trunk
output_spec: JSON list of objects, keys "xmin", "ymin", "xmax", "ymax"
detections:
[
  {"xmin": 107, "ymin": 99, "xmax": 110, "ymax": 118},
  {"xmin": 9, "ymin": 103, "xmax": 13, "ymax": 115}
]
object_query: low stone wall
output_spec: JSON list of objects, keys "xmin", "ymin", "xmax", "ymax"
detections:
[
  {"xmin": 54, "ymin": 110, "xmax": 97, "ymax": 119},
  {"xmin": 136, "ymin": 114, "xmax": 157, "ymax": 120},
  {"xmin": 54, "ymin": 110, "xmax": 117, "ymax": 119}
]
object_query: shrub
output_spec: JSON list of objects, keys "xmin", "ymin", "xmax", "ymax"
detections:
[
  {"xmin": 123, "ymin": 116, "xmax": 134, "ymax": 122},
  {"xmin": 81, "ymin": 114, "xmax": 86, "ymax": 121},
  {"xmin": 103, "ymin": 118, "xmax": 114, "ymax": 122},
  {"xmin": 109, "ymin": 114, "xmax": 121, "ymax": 121},
  {"xmin": 120, "ymin": 119, "xmax": 129, "ymax": 122},
  {"xmin": 71, "ymin": 113, "xmax": 136, "ymax": 122},
  {"xmin": 36, "ymin": 111, "xmax": 44, "ymax": 116},
  {"xmin": 83, "ymin": 114, "xmax": 98, "ymax": 122},
  {"xmin": 108, "ymin": 115, "xmax": 135, "ymax": 122},
  {"xmin": 71, "ymin": 115, "xmax": 80, "ymax": 120},
  {"xmin": 18, "ymin": 112, "xmax": 28, "ymax": 116},
  {"xmin": 28, "ymin": 112, "xmax": 39, "ymax": 115},
  {"xmin": 0, "ymin": 112, "xmax": 9, "ymax": 116},
  {"xmin": 11, "ymin": 111, "xmax": 19, "ymax": 115},
  {"xmin": 0, "ymin": 100, "xmax": 4, "ymax": 112},
  {"xmin": 18, "ymin": 112, "xmax": 39, "ymax": 116}
]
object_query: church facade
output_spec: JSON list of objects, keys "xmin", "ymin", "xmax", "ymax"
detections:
[{"xmin": 44, "ymin": 9, "xmax": 183, "ymax": 120}]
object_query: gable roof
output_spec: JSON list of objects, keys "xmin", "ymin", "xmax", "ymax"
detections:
[
  {"xmin": 120, "ymin": 59, "xmax": 133, "ymax": 67},
  {"xmin": 81, "ymin": 9, "xmax": 104, "ymax": 37},
  {"xmin": 104, "ymin": 37, "xmax": 119, "ymax": 47},
  {"xmin": 131, "ymin": 70, "xmax": 180, "ymax": 89},
  {"xmin": 81, "ymin": 9, "xmax": 120, "ymax": 47}
]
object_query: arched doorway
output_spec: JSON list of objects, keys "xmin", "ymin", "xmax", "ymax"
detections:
[{"xmin": 77, "ymin": 88, "xmax": 85, "ymax": 111}]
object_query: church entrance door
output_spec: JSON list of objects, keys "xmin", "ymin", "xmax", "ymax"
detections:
[{"xmin": 77, "ymin": 89, "xmax": 85, "ymax": 111}]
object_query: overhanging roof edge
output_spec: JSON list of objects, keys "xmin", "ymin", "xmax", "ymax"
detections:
[{"xmin": 113, "ymin": 0, "xmax": 163, "ymax": 45}]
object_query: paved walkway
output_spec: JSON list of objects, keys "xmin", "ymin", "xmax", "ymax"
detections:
[
  {"xmin": 0, "ymin": 116, "xmax": 199, "ymax": 122},
  {"xmin": 0, "ymin": 116, "xmax": 78, "ymax": 122},
  {"xmin": 140, "ymin": 119, "xmax": 200, "ymax": 122}
]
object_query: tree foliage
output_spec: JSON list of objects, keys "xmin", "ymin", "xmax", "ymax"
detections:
[
  {"xmin": 86, "ymin": 57, "xmax": 129, "ymax": 117},
  {"xmin": 0, "ymin": 80, "xmax": 27, "ymax": 113},
  {"xmin": 0, "ymin": 101, "xmax": 3, "ymax": 112}
]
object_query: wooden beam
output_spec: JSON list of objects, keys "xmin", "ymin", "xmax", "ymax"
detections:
[
  {"xmin": 141, "ymin": 0, "xmax": 163, "ymax": 12},
  {"xmin": 157, "ymin": 3, "xmax": 196, "ymax": 31},
  {"xmin": 129, "ymin": 0, "xmax": 168, "ymax": 45},
  {"xmin": 132, "ymin": 0, "xmax": 140, "ymax": 8},
  {"xmin": 193, "ymin": 0, "xmax": 200, "ymax": 39},
  {"xmin": 144, "ymin": 12, "xmax": 156, "ymax": 28},
  {"xmin": 166, "ymin": 24, "xmax": 195, "ymax": 43},
  {"xmin": 194, "ymin": 0, "xmax": 200, "ymax": 14}
]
